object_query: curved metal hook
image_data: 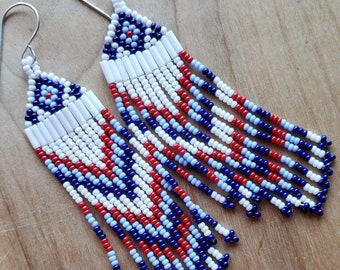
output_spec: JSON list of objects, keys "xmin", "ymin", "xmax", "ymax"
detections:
[
  {"xmin": 0, "ymin": 2, "xmax": 40, "ymax": 65},
  {"xmin": 79, "ymin": 0, "xmax": 111, "ymax": 21}
]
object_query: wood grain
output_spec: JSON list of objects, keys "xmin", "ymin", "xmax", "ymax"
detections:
[{"xmin": 0, "ymin": 0, "xmax": 339, "ymax": 269}]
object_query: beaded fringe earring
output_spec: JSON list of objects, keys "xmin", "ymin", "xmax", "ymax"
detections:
[
  {"xmin": 99, "ymin": 0, "xmax": 335, "ymax": 217},
  {"xmin": 2, "ymin": 3, "xmax": 236, "ymax": 270}
]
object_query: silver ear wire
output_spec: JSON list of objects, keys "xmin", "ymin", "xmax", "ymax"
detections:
[
  {"xmin": 78, "ymin": 0, "xmax": 111, "ymax": 21},
  {"xmin": 0, "ymin": 2, "xmax": 40, "ymax": 68}
]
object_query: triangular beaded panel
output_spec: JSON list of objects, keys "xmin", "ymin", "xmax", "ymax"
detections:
[
  {"xmin": 25, "ymin": 70, "xmax": 86, "ymax": 126},
  {"xmin": 103, "ymin": 9, "xmax": 166, "ymax": 60}
]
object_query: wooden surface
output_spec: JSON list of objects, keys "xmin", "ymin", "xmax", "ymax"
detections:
[{"xmin": 0, "ymin": 0, "xmax": 339, "ymax": 269}]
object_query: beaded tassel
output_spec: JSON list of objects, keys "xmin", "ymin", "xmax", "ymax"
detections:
[
  {"xmin": 23, "ymin": 55, "xmax": 234, "ymax": 270},
  {"xmin": 100, "ymin": 0, "xmax": 335, "ymax": 217}
]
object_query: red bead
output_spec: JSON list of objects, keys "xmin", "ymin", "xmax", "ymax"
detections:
[
  {"xmin": 269, "ymin": 113, "xmax": 282, "ymax": 125},
  {"xmin": 165, "ymin": 249, "xmax": 176, "ymax": 262},
  {"xmin": 109, "ymin": 84, "xmax": 120, "ymax": 98},
  {"xmin": 126, "ymin": 244, "xmax": 134, "ymax": 251},
  {"xmin": 177, "ymin": 248, "xmax": 187, "ymax": 260},
  {"xmin": 179, "ymin": 65, "xmax": 186, "ymax": 73},
  {"xmin": 179, "ymin": 50, "xmax": 187, "ymax": 59},
  {"xmin": 122, "ymin": 236, "xmax": 130, "ymax": 245}
]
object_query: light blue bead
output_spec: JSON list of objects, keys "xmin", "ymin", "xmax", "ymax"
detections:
[
  {"xmin": 244, "ymin": 137, "xmax": 249, "ymax": 145},
  {"xmin": 287, "ymin": 143, "xmax": 294, "ymax": 151},
  {"xmin": 279, "ymin": 168, "xmax": 285, "ymax": 175},
  {"xmin": 159, "ymin": 118, "xmax": 166, "ymax": 127},
  {"xmin": 108, "ymin": 251, "xmax": 116, "ymax": 257},
  {"xmin": 193, "ymin": 89, "xmax": 200, "ymax": 97},
  {"xmin": 106, "ymin": 217, "xmax": 114, "ymax": 224},
  {"xmin": 92, "ymin": 179, "xmax": 100, "ymax": 185},
  {"xmin": 163, "ymin": 231, "xmax": 170, "ymax": 238},
  {"xmin": 170, "ymin": 262, "xmax": 180, "ymax": 270},
  {"xmin": 85, "ymin": 213, "xmax": 93, "ymax": 220},
  {"xmin": 199, "ymin": 64, "xmax": 205, "ymax": 72},
  {"xmin": 47, "ymin": 163, "xmax": 54, "ymax": 170},
  {"xmin": 293, "ymin": 137, "xmax": 300, "ymax": 144},
  {"xmin": 163, "ymin": 182, "xmax": 170, "ymax": 190},
  {"xmin": 249, "ymin": 115, "xmax": 256, "ymax": 123},
  {"xmin": 254, "ymin": 186, "xmax": 260, "ymax": 193},
  {"xmin": 192, "ymin": 127, "xmax": 199, "ymax": 135},
  {"xmin": 111, "ymin": 258, "xmax": 120, "ymax": 267},
  {"xmin": 163, "ymin": 194, "xmax": 170, "ymax": 202},
  {"xmin": 228, "ymin": 159, "xmax": 234, "ymax": 167},
  {"xmin": 187, "ymin": 263, "xmax": 197, "ymax": 270},
  {"xmin": 288, "ymin": 123, "xmax": 294, "ymax": 131},
  {"xmin": 251, "ymin": 105, "xmax": 258, "ymax": 113},
  {"xmin": 163, "ymin": 261, "xmax": 172, "ymax": 270},
  {"xmin": 192, "ymin": 254, "xmax": 200, "ymax": 261},
  {"xmin": 287, "ymin": 173, "xmax": 293, "ymax": 180},
  {"xmin": 88, "ymin": 217, "xmax": 95, "ymax": 224},
  {"xmin": 131, "ymin": 114, "xmax": 138, "ymax": 121},
  {"xmin": 184, "ymin": 195, "xmax": 191, "ymax": 203},
  {"xmin": 216, "ymin": 162, "xmax": 222, "ymax": 170},
  {"xmin": 198, "ymin": 80, "xmax": 204, "ymax": 87},
  {"xmin": 194, "ymin": 103, "xmax": 200, "ymax": 112},
  {"xmin": 283, "ymin": 122, "xmax": 290, "ymax": 129}
]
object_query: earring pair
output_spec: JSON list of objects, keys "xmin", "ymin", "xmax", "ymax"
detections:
[{"xmin": 1, "ymin": 1, "xmax": 336, "ymax": 269}]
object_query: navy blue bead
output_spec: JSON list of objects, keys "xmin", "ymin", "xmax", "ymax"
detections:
[{"xmin": 202, "ymin": 68, "xmax": 209, "ymax": 75}]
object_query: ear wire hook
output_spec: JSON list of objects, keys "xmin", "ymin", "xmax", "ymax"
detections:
[
  {"xmin": 0, "ymin": 2, "xmax": 40, "ymax": 67},
  {"xmin": 78, "ymin": 0, "xmax": 111, "ymax": 21}
]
